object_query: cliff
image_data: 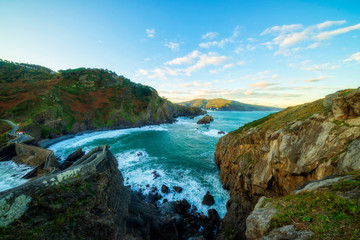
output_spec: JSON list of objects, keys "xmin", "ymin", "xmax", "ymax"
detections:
[
  {"xmin": 214, "ymin": 88, "xmax": 360, "ymax": 239},
  {"xmin": 179, "ymin": 98, "xmax": 282, "ymax": 111},
  {"xmin": 0, "ymin": 60, "xmax": 205, "ymax": 141}
]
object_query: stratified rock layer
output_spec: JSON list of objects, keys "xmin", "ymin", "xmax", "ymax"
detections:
[{"xmin": 215, "ymin": 88, "xmax": 360, "ymax": 239}]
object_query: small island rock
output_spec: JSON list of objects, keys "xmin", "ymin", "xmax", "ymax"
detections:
[{"xmin": 197, "ymin": 115, "xmax": 214, "ymax": 124}]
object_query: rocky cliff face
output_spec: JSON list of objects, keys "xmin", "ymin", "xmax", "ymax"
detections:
[{"xmin": 214, "ymin": 88, "xmax": 360, "ymax": 239}]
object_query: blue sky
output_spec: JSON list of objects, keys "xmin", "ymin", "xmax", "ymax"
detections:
[{"xmin": 1, "ymin": 0, "xmax": 359, "ymax": 107}]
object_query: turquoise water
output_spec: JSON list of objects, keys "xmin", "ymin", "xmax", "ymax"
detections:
[{"xmin": 47, "ymin": 111, "xmax": 273, "ymax": 218}]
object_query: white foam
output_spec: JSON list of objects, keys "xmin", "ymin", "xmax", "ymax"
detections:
[
  {"xmin": 201, "ymin": 129, "xmax": 227, "ymax": 138},
  {"xmin": 49, "ymin": 125, "xmax": 169, "ymax": 159},
  {"xmin": 114, "ymin": 149, "xmax": 229, "ymax": 218},
  {"xmin": 0, "ymin": 161, "xmax": 33, "ymax": 192}
]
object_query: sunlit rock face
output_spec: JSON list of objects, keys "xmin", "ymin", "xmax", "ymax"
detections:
[{"xmin": 214, "ymin": 88, "xmax": 360, "ymax": 239}]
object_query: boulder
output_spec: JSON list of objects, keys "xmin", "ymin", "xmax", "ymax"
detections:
[
  {"xmin": 197, "ymin": 115, "xmax": 214, "ymax": 124},
  {"xmin": 173, "ymin": 186, "xmax": 183, "ymax": 193},
  {"xmin": 264, "ymin": 225, "xmax": 314, "ymax": 240},
  {"xmin": 202, "ymin": 191, "xmax": 215, "ymax": 206},
  {"xmin": 161, "ymin": 184, "xmax": 170, "ymax": 194}
]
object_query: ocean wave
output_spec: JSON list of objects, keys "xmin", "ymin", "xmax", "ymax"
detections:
[
  {"xmin": 200, "ymin": 129, "xmax": 227, "ymax": 138},
  {"xmin": 0, "ymin": 161, "xmax": 33, "ymax": 192}
]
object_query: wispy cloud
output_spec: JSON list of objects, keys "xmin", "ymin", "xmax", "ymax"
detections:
[
  {"xmin": 199, "ymin": 26, "xmax": 240, "ymax": 48},
  {"xmin": 344, "ymin": 52, "xmax": 360, "ymax": 63},
  {"xmin": 260, "ymin": 20, "xmax": 360, "ymax": 56},
  {"xmin": 250, "ymin": 81, "xmax": 277, "ymax": 89},
  {"xmin": 146, "ymin": 28, "xmax": 155, "ymax": 38},
  {"xmin": 202, "ymin": 32, "xmax": 218, "ymax": 40},
  {"xmin": 316, "ymin": 23, "xmax": 360, "ymax": 40},
  {"xmin": 209, "ymin": 63, "xmax": 234, "ymax": 74},
  {"xmin": 303, "ymin": 63, "xmax": 339, "ymax": 71},
  {"xmin": 237, "ymin": 61, "xmax": 246, "ymax": 66},
  {"xmin": 304, "ymin": 75, "xmax": 333, "ymax": 82},
  {"xmin": 164, "ymin": 41, "xmax": 181, "ymax": 51}
]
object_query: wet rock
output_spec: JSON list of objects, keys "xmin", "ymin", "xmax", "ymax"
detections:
[
  {"xmin": 136, "ymin": 151, "xmax": 143, "ymax": 157},
  {"xmin": 197, "ymin": 115, "xmax": 214, "ymax": 124},
  {"xmin": 175, "ymin": 199, "xmax": 191, "ymax": 215},
  {"xmin": 162, "ymin": 199, "xmax": 168, "ymax": 204},
  {"xmin": 173, "ymin": 186, "xmax": 183, "ymax": 193},
  {"xmin": 161, "ymin": 184, "xmax": 170, "ymax": 193},
  {"xmin": 207, "ymin": 209, "xmax": 220, "ymax": 225},
  {"xmin": 218, "ymin": 131, "xmax": 225, "ymax": 134},
  {"xmin": 152, "ymin": 170, "xmax": 161, "ymax": 179},
  {"xmin": 202, "ymin": 191, "xmax": 215, "ymax": 206},
  {"xmin": 190, "ymin": 116, "xmax": 195, "ymax": 119},
  {"xmin": 148, "ymin": 192, "xmax": 162, "ymax": 203}
]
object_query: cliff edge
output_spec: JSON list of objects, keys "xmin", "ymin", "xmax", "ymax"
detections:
[{"xmin": 215, "ymin": 88, "xmax": 360, "ymax": 239}]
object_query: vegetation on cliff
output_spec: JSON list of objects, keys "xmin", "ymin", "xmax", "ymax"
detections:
[
  {"xmin": 179, "ymin": 98, "xmax": 282, "ymax": 111},
  {"xmin": 0, "ymin": 60, "xmax": 204, "ymax": 140}
]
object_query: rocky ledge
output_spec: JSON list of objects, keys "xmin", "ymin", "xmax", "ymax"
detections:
[
  {"xmin": 215, "ymin": 88, "xmax": 360, "ymax": 239},
  {"xmin": 0, "ymin": 145, "xmax": 221, "ymax": 240}
]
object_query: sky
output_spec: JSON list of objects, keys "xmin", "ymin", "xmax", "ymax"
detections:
[{"xmin": 0, "ymin": 0, "xmax": 359, "ymax": 107}]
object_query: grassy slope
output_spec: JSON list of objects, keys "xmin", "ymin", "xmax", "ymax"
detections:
[
  {"xmin": 0, "ymin": 60, "xmax": 200, "ymax": 139},
  {"xmin": 179, "ymin": 98, "xmax": 282, "ymax": 111},
  {"xmin": 264, "ymin": 171, "xmax": 360, "ymax": 239}
]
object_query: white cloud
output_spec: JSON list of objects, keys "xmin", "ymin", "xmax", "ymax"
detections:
[
  {"xmin": 146, "ymin": 28, "xmax": 155, "ymax": 38},
  {"xmin": 202, "ymin": 32, "xmax": 218, "ymax": 40},
  {"xmin": 144, "ymin": 51, "xmax": 228, "ymax": 79},
  {"xmin": 184, "ymin": 52, "xmax": 228, "ymax": 75},
  {"xmin": 164, "ymin": 41, "xmax": 180, "ymax": 51},
  {"xmin": 199, "ymin": 26, "xmax": 240, "ymax": 48},
  {"xmin": 316, "ymin": 20, "xmax": 346, "ymax": 29},
  {"xmin": 165, "ymin": 50, "xmax": 200, "ymax": 65},
  {"xmin": 237, "ymin": 61, "xmax": 246, "ymax": 66},
  {"xmin": 344, "ymin": 52, "xmax": 360, "ymax": 62},
  {"xmin": 261, "ymin": 21, "xmax": 360, "ymax": 56},
  {"xmin": 234, "ymin": 47, "xmax": 244, "ymax": 54},
  {"xmin": 136, "ymin": 69, "xmax": 149, "ymax": 76},
  {"xmin": 316, "ymin": 23, "xmax": 360, "ymax": 40}
]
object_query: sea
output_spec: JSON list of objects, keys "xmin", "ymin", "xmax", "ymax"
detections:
[{"xmin": 0, "ymin": 111, "xmax": 274, "ymax": 218}]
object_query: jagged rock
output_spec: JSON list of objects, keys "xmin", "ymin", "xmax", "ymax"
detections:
[
  {"xmin": 173, "ymin": 186, "xmax": 183, "ymax": 193},
  {"xmin": 197, "ymin": 115, "xmax": 214, "ymax": 124},
  {"xmin": 161, "ymin": 184, "xmax": 170, "ymax": 193},
  {"xmin": 61, "ymin": 147, "xmax": 84, "ymax": 170},
  {"xmin": 202, "ymin": 191, "xmax": 215, "ymax": 206},
  {"xmin": 292, "ymin": 175, "xmax": 352, "ymax": 194},
  {"xmin": 264, "ymin": 225, "xmax": 314, "ymax": 240}
]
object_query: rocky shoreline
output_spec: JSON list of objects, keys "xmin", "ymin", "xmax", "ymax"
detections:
[{"xmin": 0, "ymin": 144, "xmax": 222, "ymax": 240}]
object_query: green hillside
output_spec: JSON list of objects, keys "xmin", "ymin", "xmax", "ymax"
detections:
[
  {"xmin": 0, "ymin": 60, "xmax": 204, "ymax": 140},
  {"xmin": 179, "ymin": 98, "xmax": 282, "ymax": 111}
]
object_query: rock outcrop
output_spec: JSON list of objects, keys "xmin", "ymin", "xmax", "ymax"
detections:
[
  {"xmin": 215, "ymin": 88, "xmax": 360, "ymax": 239},
  {"xmin": 197, "ymin": 115, "xmax": 214, "ymax": 124}
]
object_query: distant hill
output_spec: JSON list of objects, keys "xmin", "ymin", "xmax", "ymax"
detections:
[
  {"xmin": 0, "ymin": 60, "xmax": 204, "ymax": 140},
  {"xmin": 178, "ymin": 98, "xmax": 282, "ymax": 111}
]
